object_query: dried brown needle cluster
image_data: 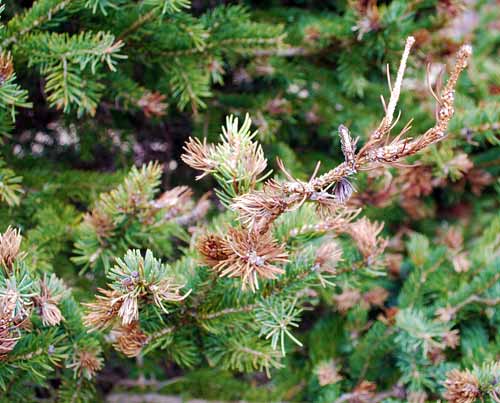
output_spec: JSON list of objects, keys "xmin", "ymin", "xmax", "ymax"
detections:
[
  {"xmin": 443, "ymin": 369, "xmax": 481, "ymax": 403},
  {"xmin": 68, "ymin": 349, "xmax": 103, "ymax": 380},
  {"xmin": 0, "ymin": 292, "xmax": 22, "ymax": 359},
  {"xmin": 0, "ymin": 228, "xmax": 26, "ymax": 360},
  {"xmin": 181, "ymin": 137, "xmax": 218, "ymax": 179},
  {"xmin": 349, "ymin": 380, "xmax": 378, "ymax": 403},
  {"xmin": 33, "ymin": 277, "xmax": 65, "ymax": 327},
  {"xmin": 312, "ymin": 240, "xmax": 343, "ymax": 287},
  {"xmin": 230, "ymin": 181, "xmax": 290, "ymax": 233},
  {"xmin": 151, "ymin": 185, "xmax": 193, "ymax": 219},
  {"xmin": 334, "ymin": 286, "xmax": 390, "ymax": 314},
  {"xmin": 289, "ymin": 208, "xmax": 361, "ymax": 237},
  {"xmin": 0, "ymin": 229, "xmax": 67, "ymax": 360},
  {"xmin": 315, "ymin": 359, "xmax": 343, "ymax": 386},
  {"xmin": 344, "ymin": 217, "xmax": 388, "ymax": 265},
  {"xmin": 334, "ymin": 288, "xmax": 362, "ymax": 313},
  {"xmin": 83, "ymin": 288, "xmax": 123, "ymax": 331},
  {"xmin": 0, "ymin": 226, "xmax": 23, "ymax": 271},
  {"xmin": 83, "ymin": 209, "xmax": 115, "ymax": 242},
  {"xmin": 85, "ymin": 278, "xmax": 187, "ymax": 329},
  {"xmin": 111, "ymin": 322, "xmax": 148, "ymax": 357},
  {"xmin": 363, "ymin": 286, "xmax": 389, "ymax": 307},
  {"xmin": 137, "ymin": 91, "xmax": 167, "ymax": 118},
  {"xmin": 441, "ymin": 226, "xmax": 470, "ymax": 273},
  {"xmin": 396, "ymin": 165, "xmax": 435, "ymax": 219},
  {"xmin": 398, "ymin": 165, "xmax": 434, "ymax": 198},
  {"xmin": 199, "ymin": 229, "xmax": 288, "ymax": 291},
  {"xmin": 83, "ymin": 251, "xmax": 190, "ymax": 356},
  {"xmin": 83, "ymin": 162, "xmax": 199, "ymax": 251}
]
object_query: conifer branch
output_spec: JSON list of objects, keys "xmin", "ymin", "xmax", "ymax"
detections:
[
  {"xmin": 1, "ymin": 3, "xmax": 497, "ymax": 401},
  {"xmin": 158, "ymin": 36, "xmax": 286, "ymax": 57},
  {"xmin": 146, "ymin": 325, "xmax": 176, "ymax": 344},
  {"xmin": 1, "ymin": 0, "xmax": 73, "ymax": 48},
  {"xmin": 196, "ymin": 305, "xmax": 257, "ymax": 320},
  {"xmin": 453, "ymin": 295, "xmax": 500, "ymax": 312},
  {"xmin": 118, "ymin": 8, "xmax": 160, "ymax": 41},
  {"xmin": 118, "ymin": 1, "xmax": 192, "ymax": 40}
]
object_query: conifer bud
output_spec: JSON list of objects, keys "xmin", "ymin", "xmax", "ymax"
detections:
[
  {"xmin": 334, "ymin": 177, "xmax": 355, "ymax": 204},
  {"xmin": 338, "ymin": 124, "xmax": 357, "ymax": 173}
]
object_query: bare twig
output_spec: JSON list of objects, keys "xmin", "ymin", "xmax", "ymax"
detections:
[
  {"xmin": 372, "ymin": 36, "xmax": 416, "ymax": 141},
  {"xmin": 452, "ymin": 295, "xmax": 500, "ymax": 315}
]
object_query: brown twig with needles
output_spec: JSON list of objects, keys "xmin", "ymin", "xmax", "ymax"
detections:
[
  {"xmin": 229, "ymin": 37, "xmax": 472, "ymax": 234},
  {"xmin": 183, "ymin": 36, "xmax": 472, "ymax": 290}
]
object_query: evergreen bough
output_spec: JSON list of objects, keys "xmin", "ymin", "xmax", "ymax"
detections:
[
  {"xmin": 0, "ymin": 1, "xmax": 499, "ymax": 402},
  {"xmin": 1, "ymin": 36, "xmax": 499, "ymax": 402}
]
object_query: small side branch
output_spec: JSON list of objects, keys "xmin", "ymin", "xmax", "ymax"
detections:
[
  {"xmin": 1, "ymin": 0, "xmax": 73, "ymax": 48},
  {"xmin": 452, "ymin": 295, "xmax": 500, "ymax": 315}
]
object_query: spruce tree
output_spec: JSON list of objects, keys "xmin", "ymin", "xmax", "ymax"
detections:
[{"xmin": 0, "ymin": 1, "xmax": 499, "ymax": 402}]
